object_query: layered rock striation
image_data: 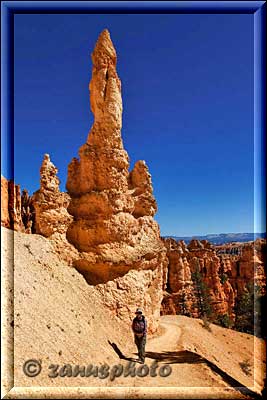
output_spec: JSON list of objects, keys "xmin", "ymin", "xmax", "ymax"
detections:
[{"xmin": 66, "ymin": 29, "xmax": 167, "ymax": 332}]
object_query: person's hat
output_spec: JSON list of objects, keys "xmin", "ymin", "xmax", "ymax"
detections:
[{"xmin": 135, "ymin": 308, "xmax": 142, "ymax": 314}]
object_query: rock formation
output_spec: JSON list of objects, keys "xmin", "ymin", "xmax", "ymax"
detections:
[
  {"xmin": 30, "ymin": 154, "xmax": 79, "ymax": 265},
  {"xmin": 21, "ymin": 189, "xmax": 34, "ymax": 233},
  {"xmin": 128, "ymin": 160, "xmax": 157, "ymax": 218},
  {"xmin": 218, "ymin": 239, "xmax": 266, "ymax": 296},
  {"xmin": 161, "ymin": 239, "xmax": 232, "ymax": 318},
  {"xmin": 1, "ymin": 175, "xmax": 10, "ymax": 228},
  {"xmin": 66, "ymin": 29, "xmax": 167, "ymax": 332},
  {"xmin": 1, "ymin": 175, "xmax": 24, "ymax": 231},
  {"xmin": 32, "ymin": 154, "xmax": 72, "ymax": 237},
  {"xmin": 161, "ymin": 238, "xmax": 234, "ymax": 318},
  {"xmin": 161, "ymin": 237, "xmax": 266, "ymax": 325},
  {"xmin": 161, "ymin": 238, "xmax": 198, "ymax": 317}
]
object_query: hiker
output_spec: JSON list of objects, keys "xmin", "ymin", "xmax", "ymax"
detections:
[{"xmin": 132, "ymin": 307, "xmax": 147, "ymax": 364}]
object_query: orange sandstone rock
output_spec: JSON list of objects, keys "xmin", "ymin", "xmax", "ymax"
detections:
[
  {"xmin": 162, "ymin": 238, "xmax": 266, "ymax": 322},
  {"xmin": 32, "ymin": 154, "xmax": 72, "ymax": 237},
  {"xmin": 66, "ymin": 29, "xmax": 167, "ymax": 332},
  {"xmin": 30, "ymin": 154, "xmax": 78, "ymax": 265},
  {"xmin": 1, "ymin": 175, "xmax": 24, "ymax": 231},
  {"xmin": 1, "ymin": 175, "xmax": 10, "ymax": 228}
]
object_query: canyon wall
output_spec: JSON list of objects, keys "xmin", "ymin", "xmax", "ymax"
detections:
[
  {"xmin": 219, "ymin": 239, "xmax": 266, "ymax": 296},
  {"xmin": 161, "ymin": 237, "xmax": 266, "ymax": 324},
  {"xmin": 66, "ymin": 29, "xmax": 167, "ymax": 333},
  {"xmin": 1, "ymin": 175, "xmax": 28, "ymax": 232}
]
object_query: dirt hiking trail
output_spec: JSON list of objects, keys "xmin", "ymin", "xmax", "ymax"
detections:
[{"xmin": 2, "ymin": 228, "xmax": 265, "ymax": 399}]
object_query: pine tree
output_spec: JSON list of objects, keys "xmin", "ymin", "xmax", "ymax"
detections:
[
  {"xmin": 179, "ymin": 290, "xmax": 192, "ymax": 317},
  {"xmin": 234, "ymin": 282, "xmax": 263, "ymax": 336},
  {"xmin": 191, "ymin": 261, "xmax": 213, "ymax": 319}
]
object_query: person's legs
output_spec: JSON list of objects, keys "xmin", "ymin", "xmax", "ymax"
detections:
[
  {"xmin": 140, "ymin": 335, "xmax": 146, "ymax": 362},
  {"xmin": 135, "ymin": 335, "xmax": 143, "ymax": 361}
]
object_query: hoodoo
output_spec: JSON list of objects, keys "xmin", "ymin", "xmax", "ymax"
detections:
[
  {"xmin": 32, "ymin": 154, "xmax": 72, "ymax": 237},
  {"xmin": 66, "ymin": 29, "xmax": 167, "ymax": 332}
]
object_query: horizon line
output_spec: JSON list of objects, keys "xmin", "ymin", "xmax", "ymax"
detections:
[{"xmin": 162, "ymin": 231, "xmax": 266, "ymax": 237}]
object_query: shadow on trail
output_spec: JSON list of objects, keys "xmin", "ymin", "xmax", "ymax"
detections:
[
  {"xmin": 107, "ymin": 340, "xmax": 136, "ymax": 362},
  {"xmin": 147, "ymin": 349, "xmax": 261, "ymax": 399},
  {"xmin": 109, "ymin": 342, "xmax": 261, "ymax": 399},
  {"xmin": 145, "ymin": 350, "xmax": 205, "ymax": 364}
]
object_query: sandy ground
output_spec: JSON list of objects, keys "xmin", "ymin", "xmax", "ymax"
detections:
[{"xmin": 1, "ymin": 227, "xmax": 266, "ymax": 399}]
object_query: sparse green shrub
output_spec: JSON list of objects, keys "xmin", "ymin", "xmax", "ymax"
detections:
[
  {"xmin": 239, "ymin": 359, "xmax": 252, "ymax": 376},
  {"xmin": 215, "ymin": 313, "xmax": 233, "ymax": 328},
  {"xmin": 219, "ymin": 273, "xmax": 228, "ymax": 284},
  {"xmin": 201, "ymin": 313, "xmax": 212, "ymax": 332}
]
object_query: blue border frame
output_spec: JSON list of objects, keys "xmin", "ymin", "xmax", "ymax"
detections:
[
  {"xmin": 254, "ymin": 4, "xmax": 266, "ymax": 238},
  {"xmin": 1, "ymin": 1, "xmax": 266, "ymax": 397},
  {"xmin": 0, "ymin": 1, "xmax": 265, "ymax": 13}
]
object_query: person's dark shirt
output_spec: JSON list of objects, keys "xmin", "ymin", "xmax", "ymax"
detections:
[{"xmin": 132, "ymin": 315, "xmax": 147, "ymax": 336}]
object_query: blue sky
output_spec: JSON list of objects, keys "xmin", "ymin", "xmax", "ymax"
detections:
[{"xmin": 4, "ymin": 13, "xmax": 259, "ymax": 236}]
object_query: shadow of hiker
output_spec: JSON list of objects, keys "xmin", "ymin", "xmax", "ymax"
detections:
[
  {"xmin": 145, "ymin": 349, "xmax": 261, "ymax": 400},
  {"xmin": 145, "ymin": 350, "xmax": 206, "ymax": 365},
  {"xmin": 107, "ymin": 343, "xmax": 261, "ymax": 399},
  {"xmin": 108, "ymin": 340, "xmax": 136, "ymax": 362},
  {"xmin": 108, "ymin": 343, "xmax": 206, "ymax": 365}
]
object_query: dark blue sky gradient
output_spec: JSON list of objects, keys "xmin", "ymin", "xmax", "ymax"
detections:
[{"xmin": 10, "ymin": 13, "xmax": 255, "ymax": 236}]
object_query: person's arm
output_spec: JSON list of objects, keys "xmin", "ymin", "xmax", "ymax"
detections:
[{"xmin": 143, "ymin": 318, "xmax": 147, "ymax": 336}]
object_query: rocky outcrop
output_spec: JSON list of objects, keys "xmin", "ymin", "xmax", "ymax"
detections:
[
  {"xmin": 218, "ymin": 239, "xmax": 266, "ymax": 296},
  {"xmin": 30, "ymin": 154, "xmax": 78, "ymax": 265},
  {"xmin": 161, "ymin": 239, "xmax": 198, "ymax": 317},
  {"xmin": 187, "ymin": 246, "xmax": 235, "ymax": 318},
  {"xmin": 32, "ymin": 154, "xmax": 72, "ymax": 237},
  {"xmin": 128, "ymin": 160, "xmax": 157, "ymax": 218},
  {"xmin": 1, "ymin": 175, "xmax": 10, "ymax": 228},
  {"xmin": 1, "ymin": 175, "xmax": 24, "ymax": 231},
  {"xmin": 66, "ymin": 29, "xmax": 167, "ymax": 333},
  {"xmin": 161, "ymin": 238, "xmax": 234, "ymax": 318},
  {"xmin": 21, "ymin": 189, "xmax": 34, "ymax": 233},
  {"xmin": 161, "ymin": 238, "xmax": 266, "ymax": 324}
]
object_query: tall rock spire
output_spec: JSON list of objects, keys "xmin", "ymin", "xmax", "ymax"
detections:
[
  {"xmin": 66, "ymin": 30, "xmax": 128, "ymax": 195},
  {"xmin": 88, "ymin": 29, "xmax": 123, "ymax": 139},
  {"xmin": 66, "ymin": 30, "xmax": 167, "ymax": 333}
]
